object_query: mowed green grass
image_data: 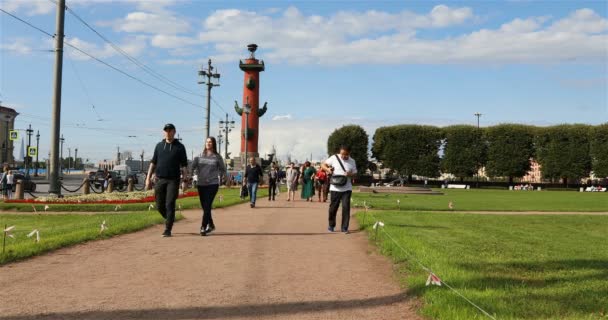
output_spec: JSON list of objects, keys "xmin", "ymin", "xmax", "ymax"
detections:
[
  {"xmin": 0, "ymin": 212, "xmax": 176, "ymax": 264},
  {"xmin": 352, "ymin": 189, "xmax": 608, "ymax": 212},
  {"xmin": 357, "ymin": 211, "xmax": 608, "ymax": 320},
  {"xmin": 0, "ymin": 187, "xmax": 267, "ymax": 264}
]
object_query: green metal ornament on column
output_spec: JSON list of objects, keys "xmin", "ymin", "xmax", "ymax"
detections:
[{"xmin": 246, "ymin": 77, "xmax": 256, "ymax": 90}]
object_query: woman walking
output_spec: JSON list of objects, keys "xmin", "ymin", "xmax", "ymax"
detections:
[
  {"xmin": 300, "ymin": 161, "xmax": 316, "ymax": 202},
  {"xmin": 244, "ymin": 157, "xmax": 263, "ymax": 208},
  {"xmin": 6, "ymin": 170, "xmax": 14, "ymax": 199},
  {"xmin": 314, "ymin": 166, "xmax": 328, "ymax": 202},
  {"xmin": 190, "ymin": 137, "xmax": 226, "ymax": 236},
  {"xmin": 285, "ymin": 162, "xmax": 299, "ymax": 201}
]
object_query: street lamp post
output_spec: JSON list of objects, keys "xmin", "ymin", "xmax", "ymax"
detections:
[
  {"xmin": 243, "ymin": 102, "xmax": 251, "ymax": 172},
  {"xmin": 59, "ymin": 134, "xmax": 64, "ymax": 175},
  {"xmin": 67, "ymin": 147, "xmax": 71, "ymax": 174},
  {"xmin": 35, "ymin": 130, "xmax": 40, "ymax": 176},
  {"xmin": 474, "ymin": 113, "xmax": 483, "ymax": 188},
  {"xmin": 74, "ymin": 148, "xmax": 78, "ymax": 171}
]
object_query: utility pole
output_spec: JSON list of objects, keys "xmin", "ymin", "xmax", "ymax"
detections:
[
  {"xmin": 25, "ymin": 124, "xmax": 33, "ymax": 176},
  {"xmin": 474, "ymin": 112, "xmax": 482, "ymax": 129},
  {"xmin": 219, "ymin": 113, "xmax": 235, "ymax": 160},
  {"xmin": 49, "ymin": 0, "xmax": 65, "ymax": 195},
  {"xmin": 67, "ymin": 147, "xmax": 71, "ymax": 174},
  {"xmin": 59, "ymin": 134, "xmax": 64, "ymax": 175},
  {"xmin": 74, "ymin": 147, "xmax": 78, "ymax": 170},
  {"xmin": 198, "ymin": 59, "xmax": 220, "ymax": 138},
  {"xmin": 34, "ymin": 130, "xmax": 40, "ymax": 176}
]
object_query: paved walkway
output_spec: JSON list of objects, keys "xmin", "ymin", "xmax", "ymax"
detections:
[{"xmin": 0, "ymin": 197, "xmax": 420, "ymax": 320}]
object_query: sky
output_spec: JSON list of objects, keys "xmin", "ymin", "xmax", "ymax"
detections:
[{"xmin": 0, "ymin": 0, "xmax": 607, "ymax": 164}]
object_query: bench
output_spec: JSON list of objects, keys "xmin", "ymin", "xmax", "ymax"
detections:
[{"xmin": 447, "ymin": 184, "xmax": 469, "ymax": 189}]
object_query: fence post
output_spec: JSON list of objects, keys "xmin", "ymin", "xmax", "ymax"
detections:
[
  {"xmin": 127, "ymin": 178, "xmax": 134, "ymax": 192},
  {"xmin": 83, "ymin": 178, "xmax": 90, "ymax": 195},
  {"xmin": 106, "ymin": 179, "xmax": 114, "ymax": 193},
  {"xmin": 14, "ymin": 180, "xmax": 24, "ymax": 200}
]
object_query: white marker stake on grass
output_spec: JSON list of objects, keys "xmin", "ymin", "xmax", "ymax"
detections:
[
  {"xmin": 148, "ymin": 204, "xmax": 154, "ymax": 211},
  {"xmin": 100, "ymin": 220, "xmax": 108, "ymax": 234},
  {"xmin": 373, "ymin": 221, "xmax": 384, "ymax": 240},
  {"xmin": 425, "ymin": 272, "xmax": 442, "ymax": 286},
  {"xmin": 27, "ymin": 229, "xmax": 40, "ymax": 242}
]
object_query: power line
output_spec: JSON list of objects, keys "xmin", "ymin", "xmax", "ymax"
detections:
[
  {"xmin": 66, "ymin": 54, "xmax": 104, "ymax": 121},
  {"xmin": 0, "ymin": 8, "xmax": 54, "ymax": 37},
  {"xmin": 1, "ymin": 8, "xmax": 206, "ymax": 111},
  {"xmin": 62, "ymin": 3, "xmax": 205, "ymax": 99}
]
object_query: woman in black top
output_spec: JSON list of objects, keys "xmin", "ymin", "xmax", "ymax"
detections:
[{"xmin": 244, "ymin": 157, "xmax": 263, "ymax": 208}]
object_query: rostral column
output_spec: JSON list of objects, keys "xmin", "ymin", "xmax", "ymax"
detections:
[{"xmin": 234, "ymin": 44, "xmax": 268, "ymax": 165}]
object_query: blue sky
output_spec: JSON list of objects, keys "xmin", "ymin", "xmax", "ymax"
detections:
[{"xmin": 1, "ymin": 0, "xmax": 606, "ymax": 163}]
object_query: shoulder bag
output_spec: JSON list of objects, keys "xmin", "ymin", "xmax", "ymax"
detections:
[{"xmin": 330, "ymin": 155, "xmax": 348, "ymax": 186}]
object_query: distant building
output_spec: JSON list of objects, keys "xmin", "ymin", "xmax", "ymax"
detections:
[
  {"xmin": 522, "ymin": 160, "xmax": 542, "ymax": 183},
  {"xmin": 0, "ymin": 105, "xmax": 19, "ymax": 165}
]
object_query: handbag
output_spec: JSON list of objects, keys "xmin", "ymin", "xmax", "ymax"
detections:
[
  {"xmin": 330, "ymin": 155, "xmax": 348, "ymax": 186},
  {"xmin": 240, "ymin": 184, "xmax": 249, "ymax": 197}
]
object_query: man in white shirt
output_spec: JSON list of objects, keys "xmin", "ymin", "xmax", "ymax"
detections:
[{"xmin": 321, "ymin": 145, "xmax": 357, "ymax": 234}]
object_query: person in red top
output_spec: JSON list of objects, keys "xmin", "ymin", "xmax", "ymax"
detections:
[{"xmin": 314, "ymin": 166, "xmax": 328, "ymax": 202}]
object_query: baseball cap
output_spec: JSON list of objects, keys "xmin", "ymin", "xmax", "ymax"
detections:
[{"xmin": 163, "ymin": 123, "xmax": 176, "ymax": 131}]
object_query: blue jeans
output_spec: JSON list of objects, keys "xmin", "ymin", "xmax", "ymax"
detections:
[{"xmin": 247, "ymin": 182, "xmax": 258, "ymax": 204}]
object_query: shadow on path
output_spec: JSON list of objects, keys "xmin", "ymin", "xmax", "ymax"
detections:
[{"xmin": 0, "ymin": 293, "xmax": 410, "ymax": 320}]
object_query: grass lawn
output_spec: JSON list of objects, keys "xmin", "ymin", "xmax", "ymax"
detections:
[
  {"xmin": 0, "ymin": 187, "xmax": 268, "ymax": 212},
  {"xmin": 0, "ymin": 211, "xmax": 178, "ymax": 265},
  {"xmin": 352, "ymin": 189, "xmax": 608, "ymax": 212},
  {"xmin": 0, "ymin": 187, "xmax": 268, "ymax": 264},
  {"xmin": 357, "ymin": 211, "xmax": 608, "ymax": 320}
]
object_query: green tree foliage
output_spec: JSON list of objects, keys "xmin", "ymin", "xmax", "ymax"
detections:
[
  {"xmin": 372, "ymin": 125, "xmax": 441, "ymax": 178},
  {"xmin": 535, "ymin": 124, "xmax": 592, "ymax": 184},
  {"xmin": 441, "ymin": 125, "xmax": 486, "ymax": 180},
  {"xmin": 590, "ymin": 123, "xmax": 608, "ymax": 178},
  {"xmin": 485, "ymin": 124, "xmax": 535, "ymax": 183},
  {"xmin": 326, "ymin": 124, "xmax": 369, "ymax": 173}
]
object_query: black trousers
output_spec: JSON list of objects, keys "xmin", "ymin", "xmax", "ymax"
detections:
[
  {"xmin": 155, "ymin": 178, "xmax": 180, "ymax": 231},
  {"xmin": 268, "ymin": 179, "xmax": 277, "ymax": 200},
  {"xmin": 197, "ymin": 184, "xmax": 219, "ymax": 230},
  {"xmin": 328, "ymin": 190, "xmax": 352, "ymax": 231}
]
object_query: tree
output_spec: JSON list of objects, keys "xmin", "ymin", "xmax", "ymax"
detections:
[
  {"xmin": 535, "ymin": 124, "xmax": 592, "ymax": 185},
  {"xmin": 372, "ymin": 125, "xmax": 441, "ymax": 178},
  {"xmin": 590, "ymin": 123, "xmax": 608, "ymax": 178},
  {"xmin": 441, "ymin": 125, "xmax": 486, "ymax": 181},
  {"xmin": 485, "ymin": 124, "xmax": 535, "ymax": 184},
  {"xmin": 327, "ymin": 124, "xmax": 369, "ymax": 173}
]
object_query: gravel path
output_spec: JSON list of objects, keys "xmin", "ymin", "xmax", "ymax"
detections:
[{"xmin": 0, "ymin": 197, "xmax": 420, "ymax": 320}]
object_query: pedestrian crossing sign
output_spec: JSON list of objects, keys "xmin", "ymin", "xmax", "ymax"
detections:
[
  {"xmin": 28, "ymin": 146, "xmax": 37, "ymax": 157},
  {"xmin": 9, "ymin": 130, "xmax": 18, "ymax": 141}
]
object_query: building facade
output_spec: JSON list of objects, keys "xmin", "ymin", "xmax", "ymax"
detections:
[{"xmin": 0, "ymin": 105, "xmax": 19, "ymax": 166}]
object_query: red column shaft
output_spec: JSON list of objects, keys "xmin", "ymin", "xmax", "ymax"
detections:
[{"xmin": 240, "ymin": 59, "xmax": 260, "ymax": 154}]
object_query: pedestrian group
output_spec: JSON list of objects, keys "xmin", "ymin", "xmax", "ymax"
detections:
[{"xmin": 145, "ymin": 123, "xmax": 357, "ymax": 237}]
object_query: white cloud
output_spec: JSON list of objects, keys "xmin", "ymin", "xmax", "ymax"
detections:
[
  {"xmin": 0, "ymin": 38, "xmax": 33, "ymax": 55},
  {"xmin": 190, "ymin": 6, "xmax": 607, "ymax": 65},
  {"xmin": 99, "ymin": 11, "xmax": 190, "ymax": 34},
  {"xmin": 1, "ymin": 0, "xmax": 180, "ymax": 16},
  {"xmin": 64, "ymin": 36, "xmax": 146, "ymax": 60},
  {"xmin": 150, "ymin": 34, "xmax": 197, "ymax": 48},
  {"xmin": 271, "ymin": 114, "xmax": 292, "ymax": 121},
  {"xmin": 0, "ymin": 0, "xmax": 54, "ymax": 16}
]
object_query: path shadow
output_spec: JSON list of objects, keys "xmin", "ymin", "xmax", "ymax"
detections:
[{"xmin": 0, "ymin": 293, "xmax": 409, "ymax": 320}]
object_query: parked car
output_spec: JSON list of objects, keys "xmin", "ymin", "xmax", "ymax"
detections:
[{"xmin": 10, "ymin": 171, "xmax": 37, "ymax": 192}]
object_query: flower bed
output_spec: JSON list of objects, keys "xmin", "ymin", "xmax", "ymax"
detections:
[{"xmin": 5, "ymin": 190, "xmax": 199, "ymax": 204}]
